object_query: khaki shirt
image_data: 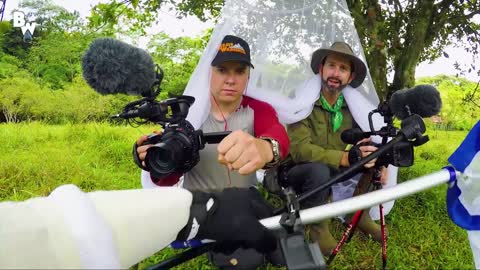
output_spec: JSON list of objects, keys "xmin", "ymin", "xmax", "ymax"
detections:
[{"xmin": 287, "ymin": 98, "xmax": 355, "ymax": 168}]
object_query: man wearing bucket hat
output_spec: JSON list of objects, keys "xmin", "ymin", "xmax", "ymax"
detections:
[{"xmin": 284, "ymin": 41, "xmax": 387, "ymax": 255}]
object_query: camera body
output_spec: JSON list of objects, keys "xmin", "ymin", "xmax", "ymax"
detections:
[
  {"xmin": 343, "ymin": 100, "xmax": 427, "ymax": 169},
  {"xmin": 114, "ymin": 68, "xmax": 230, "ymax": 180},
  {"xmin": 143, "ymin": 119, "xmax": 204, "ymax": 180},
  {"xmin": 348, "ymin": 141, "xmax": 414, "ymax": 168}
]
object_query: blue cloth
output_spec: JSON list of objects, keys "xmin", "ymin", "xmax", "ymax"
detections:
[{"xmin": 447, "ymin": 120, "xmax": 480, "ymax": 230}]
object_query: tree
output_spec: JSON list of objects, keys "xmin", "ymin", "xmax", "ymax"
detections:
[
  {"xmin": 0, "ymin": 21, "xmax": 31, "ymax": 60},
  {"xmin": 89, "ymin": 0, "xmax": 480, "ymax": 100},
  {"xmin": 148, "ymin": 31, "xmax": 210, "ymax": 98},
  {"xmin": 26, "ymin": 31, "xmax": 98, "ymax": 89},
  {"xmin": 18, "ymin": 0, "xmax": 68, "ymax": 26},
  {"xmin": 347, "ymin": 0, "xmax": 480, "ymax": 99}
]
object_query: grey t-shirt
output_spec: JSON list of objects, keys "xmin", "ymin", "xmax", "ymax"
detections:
[{"xmin": 183, "ymin": 107, "xmax": 258, "ymax": 191}]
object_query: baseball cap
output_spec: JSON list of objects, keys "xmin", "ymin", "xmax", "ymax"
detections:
[{"xmin": 211, "ymin": 35, "xmax": 254, "ymax": 68}]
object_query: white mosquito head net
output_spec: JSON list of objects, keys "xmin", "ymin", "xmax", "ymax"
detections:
[{"xmin": 184, "ymin": 0, "xmax": 381, "ymax": 131}]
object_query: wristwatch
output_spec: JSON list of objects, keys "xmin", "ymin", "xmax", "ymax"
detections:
[{"xmin": 260, "ymin": 137, "xmax": 281, "ymax": 168}]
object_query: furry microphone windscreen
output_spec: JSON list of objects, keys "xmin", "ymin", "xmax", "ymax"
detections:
[
  {"xmin": 82, "ymin": 38, "xmax": 157, "ymax": 96},
  {"xmin": 389, "ymin": 84, "xmax": 442, "ymax": 120}
]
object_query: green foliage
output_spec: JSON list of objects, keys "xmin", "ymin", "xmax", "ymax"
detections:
[
  {"xmin": 417, "ymin": 75, "xmax": 480, "ymax": 130},
  {"xmin": 0, "ymin": 75, "xmax": 135, "ymax": 123},
  {"xmin": 88, "ymin": 0, "xmax": 159, "ymax": 35},
  {"xmin": 0, "ymin": 51, "xmax": 22, "ymax": 79},
  {"xmin": 148, "ymin": 31, "xmax": 210, "ymax": 98},
  {"xmin": 87, "ymin": 0, "xmax": 222, "ymax": 35},
  {"xmin": 0, "ymin": 21, "xmax": 31, "ymax": 60},
  {"xmin": 18, "ymin": 0, "xmax": 69, "ymax": 26},
  {"xmin": 347, "ymin": 0, "xmax": 480, "ymax": 96},
  {"xmin": 26, "ymin": 31, "xmax": 98, "ymax": 89}
]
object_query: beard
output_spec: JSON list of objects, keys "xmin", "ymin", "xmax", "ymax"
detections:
[{"xmin": 321, "ymin": 77, "xmax": 349, "ymax": 94}]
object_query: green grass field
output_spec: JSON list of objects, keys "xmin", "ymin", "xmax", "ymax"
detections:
[{"xmin": 0, "ymin": 122, "xmax": 474, "ymax": 269}]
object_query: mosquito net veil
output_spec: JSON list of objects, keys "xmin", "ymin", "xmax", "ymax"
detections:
[{"xmin": 183, "ymin": 0, "xmax": 397, "ymax": 218}]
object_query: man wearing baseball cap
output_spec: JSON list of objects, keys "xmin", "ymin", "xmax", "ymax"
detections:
[
  {"xmin": 284, "ymin": 41, "xmax": 387, "ymax": 255},
  {"xmin": 136, "ymin": 35, "xmax": 288, "ymax": 268}
]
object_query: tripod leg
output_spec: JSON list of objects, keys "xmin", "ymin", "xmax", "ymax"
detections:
[
  {"xmin": 380, "ymin": 204, "xmax": 387, "ymax": 270},
  {"xmin": 326, "ymin": 210, "xmax": 363, "ymax": 266},
  {"xmin": 346, "ymin": 210, "xmax": 362, "ymax": 243}
]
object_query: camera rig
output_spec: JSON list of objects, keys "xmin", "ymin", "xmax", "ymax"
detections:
[{"xmin": 113, "ymin": 65, "xmax": 230, "ymax": 180}]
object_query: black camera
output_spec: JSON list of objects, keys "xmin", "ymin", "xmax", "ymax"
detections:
[
  {"xmin": 114, "ymin": 67, "xmax": 229, "ymax": 179},
  {"xmin": 348, "ymin": 141, "xmax": 413, "ymax": 168},
  {"xmin": 142, "ymin": 118, "xmax": 229, "ymax": 179},
  {"xmin": 142, "ymin": 114, "xmax": 202, "ymax": 179},
  {"xmin": 341, "ymin": 100, "xmax": 428, "ymax": 169}
]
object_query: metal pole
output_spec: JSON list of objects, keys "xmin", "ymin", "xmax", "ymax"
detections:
[{"xmin": 261, "ymin": 169, "xmax": 456, "ymax": 230}]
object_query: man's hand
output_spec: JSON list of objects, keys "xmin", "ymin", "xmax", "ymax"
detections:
[
  {"xmin": 380, "ymin": 166, "xmax": 388, "ymax": 185},
  {"xmin": 357, "ymin": 138, "xmax": 379, "ymax": 168},
  {"xmin": 135, "ymin": 131, "xmax": 162, "ymax": 167},
  {"xmin": 177, "ymin": 188, "xmax": 277, "ymax": 254},
  {"xmin": 343, "ymin": 138, "xmax": 379, "ymax": 168},
  {"xmin": 217, "ymin": 130, "xmax": 273, "ymax": 175}
]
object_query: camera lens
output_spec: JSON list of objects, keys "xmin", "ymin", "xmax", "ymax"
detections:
[{"xmin": 145, "ymin": 139, "xmax": 186, "ymax": 178}]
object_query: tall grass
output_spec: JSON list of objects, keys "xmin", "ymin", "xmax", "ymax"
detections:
[
  {"xmin": 0, "ymin": 122, "xmax": 154, "ymax": 200},
  {"xmin": 0, "ymin": 123, "xmax": 474, "ymax": 269}
]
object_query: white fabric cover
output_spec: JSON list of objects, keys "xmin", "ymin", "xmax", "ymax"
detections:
[
  {"xmin": 458, "ymin": 152, "xmax": 480, "ymax": 215},
  {"xmin": 0, "ymin": 185, "xmax": 192, "ymax": 269}
]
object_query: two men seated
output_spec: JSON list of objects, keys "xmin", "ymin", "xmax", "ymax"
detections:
[{"xmin": 136, "ymin": 35, "xmax": 388, "ymax": 268}]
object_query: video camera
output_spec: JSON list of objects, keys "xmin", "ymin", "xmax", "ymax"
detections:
[
  {"xmin": 112, "ymin": 66, "xmax": 229, "ymax": 180},
  {"xmin": 343, "ymin": 102, "xmax": 425, "ymax": 168},
  {"xmin": 81, "ymin": 38, "xmax": 229, "ymax": 180}
]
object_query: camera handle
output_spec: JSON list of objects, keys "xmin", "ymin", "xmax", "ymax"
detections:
[
  {"xmin": 199, "ymin": 131, "xmax": 231, "ymax": 144},
  {"xmin": 325, "ymin": 168, "xmax": 388, "ymax": 270}
]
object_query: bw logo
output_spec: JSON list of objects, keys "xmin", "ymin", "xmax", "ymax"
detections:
[{"xmin": 13, "ymin": 11, "xmax": 37, "ymax": 42}]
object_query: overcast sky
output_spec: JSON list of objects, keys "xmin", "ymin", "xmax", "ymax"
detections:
[{"xmin": 3, "ymin": 0, "xmax": 479, "ymax": 83}]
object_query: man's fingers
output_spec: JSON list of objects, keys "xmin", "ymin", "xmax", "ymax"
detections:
[
  {"xmin": 380, "ymin": 167, "xmax": 389, "ymax": 185},
  {"xmin": 231, "ymin": 154, "xmax": 251, "ymax": 170},
  {"xmin": 359, "ymin": 145, "xmax": 378, "ymax": 153},
  {"xmin": 357, "ymin": 138, "xmax": 371, "ymax": 144},
  {"xmin": 137, "ymin": 131, "xmax": 162, "ymax": 145},
  {"xmin": 238, "ymin": 161, "xmax": 259, "ymax": 175},
  {"xmin": 137, "ymin": 145, "xmax": 151, "ymax": 161},
  {"xmin": 137, "ymin": 144, "xmax": 151, "ymax": 152},
  {"xmin": 218, "ymin": 155, "xmax": 234, "ymax": 171},
  {"xmin": 217, "ymin": 131, "xmax": 241, "ymax": 154},
  {"xmin": 218, "ymin": 154, "xmax": 228, "ymax": 165},
  {"xmin": 136, "ymin": 135, "xmax": 149, "ymax": 145},
  {"xmin": 224, "ymin": 144, "xmax": 244, "ymax": 163},
  {"xmin": 364, "ymin": 157, "xmax": 378, "ymax": 168}
]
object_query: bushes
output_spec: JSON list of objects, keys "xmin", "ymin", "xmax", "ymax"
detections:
[
  {"xmin": 0, "ymin": 75, "xmax": 136, "ymax": 124},
  {"xmin": 417, "ymin": 76, "xmax": 479, "ymax": 131}
]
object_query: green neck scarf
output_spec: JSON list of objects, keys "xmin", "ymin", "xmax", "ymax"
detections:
[{"xmin": 320, "ymin": 94, "xmax": 344, "ymax": 132}]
